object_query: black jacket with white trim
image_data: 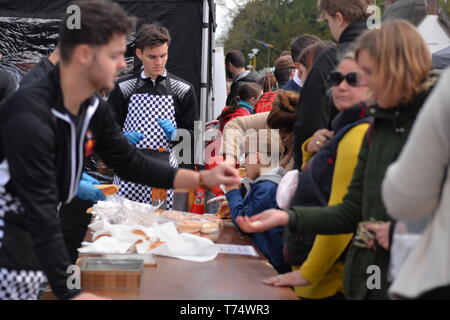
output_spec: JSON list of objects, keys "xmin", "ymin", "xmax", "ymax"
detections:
[
  {"xmin": 0, "ymin": 66, "xmax": 178, "ymax": 299},
  {"xmin": 108, "ymin": 70, "xmax": 198, "ymax": 141}
]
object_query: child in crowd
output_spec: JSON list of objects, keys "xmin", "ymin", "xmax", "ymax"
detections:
[
  {"xmin": 218, "ymin": 83, "xmax": 263, "ymax": 131},
  {"xmin": 226, "ymin": 135, "xmax": 290, "ymax": 274}
]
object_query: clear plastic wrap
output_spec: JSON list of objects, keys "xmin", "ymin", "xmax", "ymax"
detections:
[
  {"xmin": 88, "ymin": 195, "xmax": 224, "ymax": 244},
  {"xmin": 89, "ymin": 195, "xmax": 168, "ymax": 228},
  {"xmin": 84, "ymin": 155, "xmax": 115, "ymax": 184}
]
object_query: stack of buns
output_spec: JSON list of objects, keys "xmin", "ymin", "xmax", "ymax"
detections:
[{"xmin": 159, "ymin": 211, "xmax": 222, "ymax": 242}]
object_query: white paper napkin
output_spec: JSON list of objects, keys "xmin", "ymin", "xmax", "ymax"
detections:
[{"xmin": 79, "ymin": 222, "xmax": 218, "ymax": 262}]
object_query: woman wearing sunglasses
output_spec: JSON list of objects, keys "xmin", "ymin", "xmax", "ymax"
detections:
[
  {"xmin": 271, "ymin": 51, "xmax": 371, "ymax": 300},
  {"xmin": 236, "ymin": 20, "xmax": 439, "ymax": 300},
  {"xmin": 304, "ymin": 63, "xmax": 369, "ymax": 156}
]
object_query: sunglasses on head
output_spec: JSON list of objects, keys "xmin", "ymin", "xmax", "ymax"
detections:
[{"xmin": 328, "ymin": 71, "xmax": 361, "ymax": 87}]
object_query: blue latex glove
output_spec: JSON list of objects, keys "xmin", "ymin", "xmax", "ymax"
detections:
[
  {"xmin": 77, "ymin": 175, "xmax": 106, "ymax": 203},
  {"xmin": 124, "ymin": 131, "xmax": 145, "ymax": 145},
  {"xmin": 81, "ymin": 172, "xmax": 100, "ymax": 184},
  {"xmin": 157, "ymin": 119, "xmax": 177, "ymax": 141}
]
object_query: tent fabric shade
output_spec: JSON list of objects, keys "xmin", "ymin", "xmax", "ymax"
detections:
[{"xmin": 0, "ymin": 0, "xmax": 214, "ymax": 116}]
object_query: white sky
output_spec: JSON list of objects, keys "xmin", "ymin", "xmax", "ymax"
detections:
[{"xmin": 215, "ymin": 0, "xmax": 247, "ymax": 40}]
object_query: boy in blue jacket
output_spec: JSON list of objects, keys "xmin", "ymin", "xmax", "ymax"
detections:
[{"xmin": 225, "ymin": 137, "xmax": 290, "ymax": 273}]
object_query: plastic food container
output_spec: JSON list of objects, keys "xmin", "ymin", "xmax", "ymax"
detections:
[{"xmin": 79, "ymin": 257, "xmax": 144, "ymax": 290}]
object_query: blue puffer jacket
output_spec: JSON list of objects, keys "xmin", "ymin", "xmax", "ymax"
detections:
[{"xmin": 226, "ymin": 167, "xmax": 290, "ymax": 274}]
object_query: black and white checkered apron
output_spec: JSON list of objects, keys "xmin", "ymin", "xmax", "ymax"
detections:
[
  {"xmin": 114, "ymin": 75, "xmax": 178, "ymax": 209},
  {"xmin": 0, "ymin": 268, "xmax": 47, "ymax": 300},
  {"xmin": 0, "ymin": 186, "xmax": 48, "ymax": 300}
]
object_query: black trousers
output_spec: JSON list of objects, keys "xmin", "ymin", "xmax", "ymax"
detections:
[{"xmin": 59, "ymin": 198, "xmax": 93, "ymax": 265}]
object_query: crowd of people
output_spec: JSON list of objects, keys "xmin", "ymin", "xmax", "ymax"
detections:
[
  {"xmin": 0, "ymin": 0, "xmax": 449, "ymax": 301},
  {"xmin": 219, "ymin": 0, "xmax": 450, "ymax": 300}
]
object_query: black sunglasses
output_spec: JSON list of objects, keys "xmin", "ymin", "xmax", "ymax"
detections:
[{"xmin": 328, "ymin": 71, "xmax": 361, "ymax": 87}]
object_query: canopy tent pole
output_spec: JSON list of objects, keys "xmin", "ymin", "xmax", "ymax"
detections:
[
  {"xmin": 195, "ymin": 0, "xmax": 211, "ymax": 165},
  {"xmin": 200, "ymin": 0, "xmax": 210, "ymax": 124}
]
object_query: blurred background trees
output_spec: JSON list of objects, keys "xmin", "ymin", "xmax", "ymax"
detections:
[
  {"xmin": 217, "ymin": 0, "xmax": 450, "ymax": 69},
  {"xmin": 217, "ymin": 0, "xmax": 331, "ymax": 70}
]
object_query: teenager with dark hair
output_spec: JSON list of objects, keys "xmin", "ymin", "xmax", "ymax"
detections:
[
  {"xmin": 274, "ymin": 55, "xmax": 295, "ymax": 89},
  {"xmin": 108, "ymin": 22, "xmax": 199, "ymax": 209},
  {"xmin": 283, "ymin": 34, "xmax": 321, "ymax": 93},
  {"xmin": 0, "ymin": 0, "xmax": 238, "ymax": 300}
]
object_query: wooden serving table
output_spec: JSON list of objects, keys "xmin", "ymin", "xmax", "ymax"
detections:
[{"xmin": 43, "ymin": 221, "xmax": 298, "ymax": 300}]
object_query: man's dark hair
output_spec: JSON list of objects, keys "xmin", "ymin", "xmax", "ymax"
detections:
[
  {"xmin": 318, "ymin": 0, "xmax": 370, "ymax": 24},
  {"xmin": 274, "ymin": 55, "xmax": 295, "ymax": 84},
  {"xmin": 225, "ymin": 50, "xmax": 246, "ymax": 68},
  {"xmin": 135, "ymin": 22, "xmax": 171, "ymax": 50},
  {"xmin": 290, "ymin": 34, "xmax": 321, "ymax": 62},
  {"xmin": 59, "ymin": 0, "xmax": 135, "ymax": 62}
]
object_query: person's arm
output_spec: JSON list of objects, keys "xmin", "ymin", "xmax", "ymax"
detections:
[
  {"xmin": 293, "ymin": 53, "xmax": 338, "ymax": 169},
  {"xmin": 382, "ymin": 70, "xmax": 450, "ymax": 222},
  {"xmin": 220, "ymin": 112, "xmax": 270, "ymax": 163},
  {"xmin": 2, "ymin": 111, "xmax": 81, "ymax": 300},
  {"xmin": 94, "ymin": 102, "xmax": 239, "ymax": 189},
  {"xmin": 174, "ymin": 85, "xmax": 198, "ymax": 146},
  {"xmin": 287, "ymin": 131, "xmax": 369, "ymax": 235},
  {"xmin": 172, "ymin": 167, "xmax": 239, "ymax": 190},
  {"xmin": 299, "ymin": 123, "xmax": 369, "ymax": 284},
  {"xmin": 301, "ymin": 138, "xmax": 313, "ymax": 169}
]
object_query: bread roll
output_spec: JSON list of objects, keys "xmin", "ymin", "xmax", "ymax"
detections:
[
  {"xmin": 160, "ymin": 211, "xmax": 186, "ymax": 220},
  {"xmin": 216, "ymin": 201, "xmax": 231, "ymax": 219},
  {"xmin": 93, "ymin": 232, "xmax": 111, "ymax": 241},
  {"xmin": 175, "ymin": 220, "xmax": 202, "ymax": 233},
  {"xmin": 238, "ymin": 167, "xmax": 248, "ymax": 178},
  {"xmin": 201, "ymin": 215, "xmax": 224, "ymax": 228},
  {"xmin": 200, "ymin": 222, "xmax": 219, "ymax": 234},
  {"xmin": 131, "ymin": 229, "xmax": 150, "ymax": 241},
  {"xmin": 149, "ymin": 241, "xmax": 165, "ymax": 249},
  {"xmin": 94, "ymin": 184, "xmax": 120, "ymax": 195}
]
